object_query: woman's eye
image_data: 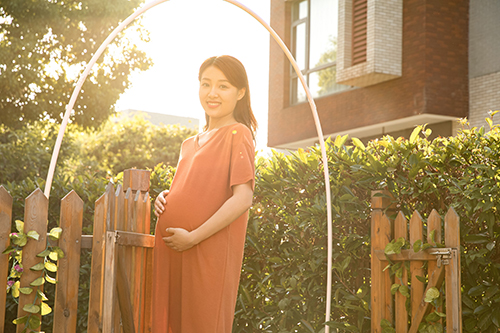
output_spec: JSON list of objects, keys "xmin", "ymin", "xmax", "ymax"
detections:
[
  {"xmin": 220, "ymin": 85, "xmax": 228, "ymax": 89},
  {"xmin": 201, "ymin": 83, "xmax": 209, "ymax": 87}
]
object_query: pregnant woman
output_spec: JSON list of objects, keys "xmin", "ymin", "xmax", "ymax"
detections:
[{"xmin": 152, "ymin": 55, "xmax": 257, "ymax": 333}]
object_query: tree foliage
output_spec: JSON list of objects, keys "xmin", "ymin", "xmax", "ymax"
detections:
[
  {"xmin": 0, "ymin": 0, "xmax": 152, "ymax": 129},
  {"xmin": 72, "ymin": 115, "xmax": 197, "ymax": 177}
]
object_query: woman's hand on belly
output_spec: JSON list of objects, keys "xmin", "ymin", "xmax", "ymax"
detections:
[
  {"xmin": 163, "ymin": 227, "xmax": 196, "ymax": 252},
  {"xmin": 154, "ymin": 190, "xmax": 169, "ymax": 218}
]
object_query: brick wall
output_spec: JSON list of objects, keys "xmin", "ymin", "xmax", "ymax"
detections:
[
  {"xmin": 469, "ymin": 72, "xmax": 500, "ymax": 128},
  {"xmin": 267, "ymin": 0, "xmax": 469, "ymax": 148}
]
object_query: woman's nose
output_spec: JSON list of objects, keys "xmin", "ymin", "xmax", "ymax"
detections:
[{"xmin": 208, "ymin": 87, "xmax": 219, "ymax": 97}]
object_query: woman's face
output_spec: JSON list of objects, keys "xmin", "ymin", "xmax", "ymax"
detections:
[{"xmin": 199, "ymin": 66, "xmax": 245, "ymax": 127}]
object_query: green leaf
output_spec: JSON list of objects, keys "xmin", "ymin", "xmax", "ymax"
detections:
[
  {"xmin": 15, "ymin": 220, "xmax": 24, "ymax": 233},
  {"xmin": 23, "ymin": 303, "xmax": 41, "ymax": 314},
  {"xmin": 413, "ymin": 239, "xmax": 422, "ymax": 253},
  {"xmin": 30, "ymin": 277, "xmax": 45, "ymax": 287},
  {"xmin": 410, "ymin": 126, "xmax": 422, "ymax": 144},
  {"xmin": 399, "ymin": 285, "xmax": 410, "ymax": 298},
  {"xmin": 391, "ymin": 283, "xmax": 400, "ymax": 295},
  {"xmin": 45, "ymin": 274, "xmax": 57, "ymax": 284},
  {"xmin": 27, "ymin": 315, "xmax": 41, "ymax": 330},
  {"xmin": 424, "ymin": 287, "xmax": 440, "ymax": 303},
  {"xmin": 18, "ymin": 287, "xmax": 33, "ymax": 295},
  {"xmin": 48, "ymin": 227, "xmax": 62, "ymax": 240},
  {"xmin": 30, "ymin": 262, "xmax": 45, "ymax": 271},
  {"xmin": 37, "ymin": 249, "xmax": 51, "ymax": 257},
  {"xmin": 41, "ymin": 302, "xmax": 52, "ymax": 316},
  {"xmin": 26, "ymin": 230, "xmax": 40, "ymax": 241},
  {"xmin": 37, "ymin": 290, "xmax": 48, "ymax": 301},
  {"xmin": 13, "ymin": 234, "xmax": 27, "ymax": 247},
  {"xmin": 12, "ymin": 315, "xmax": 29, "ymax": 325},
  {"xmin": 44, "ymin": 261, "xmax": 57, "ymax": 272},
  {"xmin": 11, "ymin": 281, "xmax": 20, "ymax": 298},
  {"xmin": 351, "ymin": 137, "xmax": 366, "ymax": 151},
  {"xmin": 2, "ymin": 245, "xmax": 14, "ymax": 255}
]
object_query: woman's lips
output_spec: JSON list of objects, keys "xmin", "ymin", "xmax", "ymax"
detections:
[{"xmin": 207, "ymin": 101, "xmax": 221, "ymax": 109}]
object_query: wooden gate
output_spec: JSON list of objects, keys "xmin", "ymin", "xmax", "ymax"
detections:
[
  {"xmin": 0, "ymin": 169, "xmax": 155, "ymax": 333},
  {"xmin": 371, "ymin": 190, "xmax": 462, "ymax": 333}
]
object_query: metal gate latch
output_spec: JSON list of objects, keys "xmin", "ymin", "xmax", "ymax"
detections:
[{"xmin": 429, "ymin": 248, "xmax": 452, "ymax": 268}]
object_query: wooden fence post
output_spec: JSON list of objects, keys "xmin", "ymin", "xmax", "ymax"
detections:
[
  {"xmin": 17, "ymin": 189, "xmax": 48, "ymax": 333},
  {"xmin": 53, "ymin": 190, "xmax": 83, "ymax": 332},
  {"xmin": 445, "ymin": 207, "xmax": 461, "ymax": 333},
  {"xmin": 394, "ymin": 211, "xmax": 408, "ymax": 332},
  {"xmin": 0, "ymin": 186, "xmax": 13, "ymax": 330},
  {"xmin": 87, "ymin": 183, "xmax": 112, "ymax": 333},
  {"xmin": 371, "ymin": 190, "xmax": 394, "ymax": 333}
]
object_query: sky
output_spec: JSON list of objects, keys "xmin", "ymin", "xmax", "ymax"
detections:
[{"xmin": 115, "ymin": 0, "xmax": 271, "ymax": 150}]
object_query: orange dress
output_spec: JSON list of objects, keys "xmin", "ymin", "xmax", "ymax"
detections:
[{"xmin": 152, "ymin": 123, "xmax": 255, "ymax": 333}]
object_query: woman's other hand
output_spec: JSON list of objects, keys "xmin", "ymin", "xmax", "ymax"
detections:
[
  {"xmin": 163, "ymin": 227, "xmax": 196, "ymax": 252},
  {"xmin": 154, "ymin": 190, "xmax": 169, "ymax": 218}
]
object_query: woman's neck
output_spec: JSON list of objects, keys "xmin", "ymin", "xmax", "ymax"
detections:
[{"xmin": 207, "ymin": 117, "xmax": 237, "ymax": 131}]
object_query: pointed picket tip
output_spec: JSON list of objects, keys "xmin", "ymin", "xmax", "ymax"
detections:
[
  {"xmin": 124, "ymin": 187, "xmax": 133, "ymax": 200},
  {"xmin": 410, "ymin": 209, "xmax": 423, "ymax": 221},
  {"xmin": 445, "ymin": 206, "xmax": 460, "ymax": 247},
  {"xmin": 115, "ymin": 184, "xmax": 123, "ymax": 197},
  {"xmin": 143, "ymin": 192, "xmax": 150, "ymax": 204},
  {"xmin": 395, "ymin": 211, "xmax": 407, "ymax": 223},
  {"xmin": 134, "ymin": 188, "xmax": 142, "ymax": 202},
  {"xmin": 0, "ymin": 186, "xmax": 13, "ymax": 205},
  {"xmin": 26, "ymin": 188, "xmax": 48, "ymax": 203},
  {"xmin": 445, "ymin": 206, "xmax": 459, "ymax": 221},
  {"xmin": 61, "ymin": 190, "xmax": 83, "ymax": 206},
  {"xmin": 105, "ymin": 182, "xmax": 115, "ymax": 194}
]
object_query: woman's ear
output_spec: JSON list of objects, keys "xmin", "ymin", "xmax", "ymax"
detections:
[{"xmin": 237, "ymin": 88, "xmax": 246, "ymax": 101}]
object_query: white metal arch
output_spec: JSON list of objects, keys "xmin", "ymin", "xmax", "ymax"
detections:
[{"xmin": 43, "ymin": 1, "xmax": 334, "ymax": 331}]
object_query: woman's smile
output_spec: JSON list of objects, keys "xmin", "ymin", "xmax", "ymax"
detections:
[{"xmin": 199, "ymin": 66, "xmax": 245, "ymax": 129}]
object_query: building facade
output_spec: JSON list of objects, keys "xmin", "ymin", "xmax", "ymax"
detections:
[{"xmin": 268, "ymin": 0, "xmax": 500, "ymax": 149}]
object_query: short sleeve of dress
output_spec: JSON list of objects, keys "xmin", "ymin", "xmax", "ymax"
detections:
[{"xmin": 229, "ymin": 125, "xmax": 255, "ymax": 190}]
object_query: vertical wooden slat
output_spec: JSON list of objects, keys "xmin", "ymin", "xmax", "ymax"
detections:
[
  {"xmin": 17, "ymin": 189, "xmax": 48, "ymax": 333},
  {"xmin": 133, "ymin": 190, "xmax": 144, "ymax": 332},
  {"xmin": 142, "ymin": 194, "xmax": 153, "ymax": 333},
  {"xmin": 123, "ymin": 187, "xmax": 136, "ymax": 331},
  {"xmin": 371, "ymin": 190, "xmax": 393, "ymax": 333},
  {"xmin": 113, "ymin": 185, "xmax": 124, "ymax": 331},
  {"xmin": 87, "ymin": 185, "xmax": 111, "ymax": 333},
  {"xmin": 427, "ymin": 209, "xmax": 443, "ymax": 319},
  {"xmin": 394, "ymin": 211, "xmax": 408, "ymax": 333},
  {"xmin": 445, "ymin": 207, "xmax": 461, "ymax": 333},
  {"xmin": 53, "ymin": 191, "xmax": 83, "ymax": 332},
  {"xmin": 409, "ymin": 210, "xmax": 425, "ymax": 326},
  {"xmin": 0, "ymin": 186, "xmax": 13, "ymax": 330},
  {"xmin": 102, "ymin": 231, "xmax": 117, "ymax": 333}
]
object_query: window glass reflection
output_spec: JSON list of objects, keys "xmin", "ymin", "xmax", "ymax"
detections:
[
  {"xmin": 309, "ymin": 68, "xmax": 348, "ymax": 98},
  {"xmin": 309, "ymin": 0, "xmax": 338, "ymax": 69},
  {"xmin": 292, "ymin": 77, "xmax": 307, "ymax": 104},
  {"xmin": 293, "ymin": 23, "xmax": 307, "ymax": 70}
]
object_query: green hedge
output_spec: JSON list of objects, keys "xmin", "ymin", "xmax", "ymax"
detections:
[
  {"xmin": 234, "ymin": 122, "xmax": 500, "ymax": 332},
  {"xmin": 3, "ymin": 121, "xmax": 500, "ymax": 332}
]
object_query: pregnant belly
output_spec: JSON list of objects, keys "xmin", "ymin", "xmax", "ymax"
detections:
[{"xmin": 156, "ymin": 193, "xmax": 219, "ymax": 238}]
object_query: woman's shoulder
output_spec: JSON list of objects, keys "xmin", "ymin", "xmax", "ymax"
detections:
[{"xmin": 226, "ymin": 122, "xmax": 252, "ymax": 138}]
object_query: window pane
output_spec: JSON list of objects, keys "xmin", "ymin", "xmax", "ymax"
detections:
[
  {"xmin": 309, "ymin": 67, "xmax": 348, "ymax": 98},
  {"xmin": 309, "ymin": 0, "xmax": 338, "ymax": 69},
  {"xmin": 293, "ymin": 22, "xmax": 307, "ymax": 70},
  {"xmin": 293, "ymin": 0, "xmax": 308, "ymax": 21},
  {"xmin": 292, "ymin": 77, "xmax": 307, "ymax": 104}
]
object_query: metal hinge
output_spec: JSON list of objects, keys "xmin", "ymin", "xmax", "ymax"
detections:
[{"xmin": 429, "ymin": 248, "xmax": 453, "ymax": 268}]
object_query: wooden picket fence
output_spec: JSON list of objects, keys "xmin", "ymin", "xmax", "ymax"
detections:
[
  {"xmin": 0, "ymin": 169, "xmax": 154, "ymax": 333},
  {"xmin": 371, "ymin": 190, "xmax": 462, "ymax": 333}
]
